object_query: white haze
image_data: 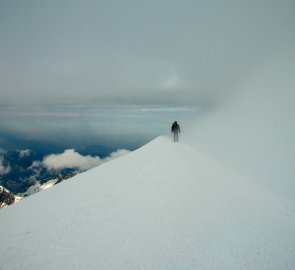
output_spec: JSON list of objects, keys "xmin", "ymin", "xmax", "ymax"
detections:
[{"xmin": 183, "ymin": 57, "xmax": 295, "ymax": 207}]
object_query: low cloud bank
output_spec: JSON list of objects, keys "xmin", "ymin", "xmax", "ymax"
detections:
[
  {"xmin": 43, "ymin": 149, "xmax": 101, "ymax": 171},
  {"xmin": 42, "ymin": 149, "xmax": 130, "ymax": 171}
]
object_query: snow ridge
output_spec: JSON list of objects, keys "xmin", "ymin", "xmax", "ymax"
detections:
[{"xmin": 0, "ymin": 136, "xmax": 294, "ymax": 270}]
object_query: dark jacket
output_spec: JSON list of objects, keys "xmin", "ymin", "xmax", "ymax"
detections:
[{"xmin": 171, "ymin": 122, "xmax": 180, "ymax": 133}]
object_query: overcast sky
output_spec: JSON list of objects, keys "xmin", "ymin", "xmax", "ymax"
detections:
[{"xmin": 1, "ymin": 0, "xmax": 294, "ymax": 107}]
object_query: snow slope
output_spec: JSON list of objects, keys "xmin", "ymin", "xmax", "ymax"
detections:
[{"xmin": 0, "ymin": 136, "xmax": 294, "ymax": 270}]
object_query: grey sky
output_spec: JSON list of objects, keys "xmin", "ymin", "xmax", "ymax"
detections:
[{"xmin": 1, "ymin": 0, "xmax": 294, "ymax": 106}]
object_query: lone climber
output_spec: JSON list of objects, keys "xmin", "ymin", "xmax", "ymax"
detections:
[{"xmin": 171, "ymin": 121, "xmax": 181, "ymax": 142}]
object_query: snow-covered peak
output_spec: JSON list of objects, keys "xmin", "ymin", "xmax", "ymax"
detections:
[{"xmin": 0, "ymin": 136, "xmax": 294, "ymax": 269}]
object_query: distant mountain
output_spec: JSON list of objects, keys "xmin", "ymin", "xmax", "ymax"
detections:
[{"xmin": 0, "ymin": 131, "xmax": 132, "ymax": 196}]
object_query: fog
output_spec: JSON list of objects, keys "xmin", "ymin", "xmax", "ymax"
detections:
[{"xmin": 184, "ymin": 56, "xmax": 295, "ymax": 207}]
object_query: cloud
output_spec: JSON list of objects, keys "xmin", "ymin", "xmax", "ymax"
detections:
[
  {"xmin": 184, "ymin": 53, "xmax": 295, "ymax": 206},
  {"xmin": 29, "ymin": 161, "xmax": 42, "ymax": 169},
  {"xmin": 42, "ymin": 149, "xmax": 102, "ymax": 171},
  {"xmin": 140, "ymin": 107, "xmax": 196, "ymax": 112},
  {"xmin": 1, "ymin": 1, "xmax": 294, "ymax": 107},
  {"xmin": 0, "ymin": 157, "xmax": 11, "ymax": 175},
  {"xmin": 28, "ymin": 161, "xmax": 43, "ymax": 185},
  {"xmin": 19, "ymin": 149, "xmax": 31, "ymax": 158},
  {"xmin": 42, "ymin": 148, "xmax": 130, "ymax": 171}
]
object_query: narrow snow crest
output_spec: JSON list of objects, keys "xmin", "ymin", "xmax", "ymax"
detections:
[{"xmin": 0, "ymin": 136, "xmax": 294, "ymax": 270}]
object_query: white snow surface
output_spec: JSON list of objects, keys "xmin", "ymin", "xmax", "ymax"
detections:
[{"xmin": 0, "ymin": 136, "xmax": 294, "ymax": 270}]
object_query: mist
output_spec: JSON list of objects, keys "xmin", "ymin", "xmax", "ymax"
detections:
[{"xmin": 184, "ymin": 55, "xmax": 295, "ymax": 207}]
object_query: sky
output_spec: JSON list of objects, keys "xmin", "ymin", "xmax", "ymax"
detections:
[
  {"xmin": 1, "ymin": 0, "xmax": 294, "ymax": 106},
  {"xmin": 0, "ymin": 0, "xmax": 295, "ymax": 146}
]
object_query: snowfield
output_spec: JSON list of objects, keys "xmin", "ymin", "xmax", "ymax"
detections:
[{"xmin": 0, "ymin": 136, "xmax": 294, "ymax": 270}]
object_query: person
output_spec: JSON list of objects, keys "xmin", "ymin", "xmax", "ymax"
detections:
[{"xmin": 171, "ymin": 121, "xmax": 181, "ymax": 142}]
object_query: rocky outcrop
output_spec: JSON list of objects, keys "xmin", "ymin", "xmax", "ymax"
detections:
[{"xmin": 0, "ymin": 186, "xmax": 20, "ymax": 208}]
